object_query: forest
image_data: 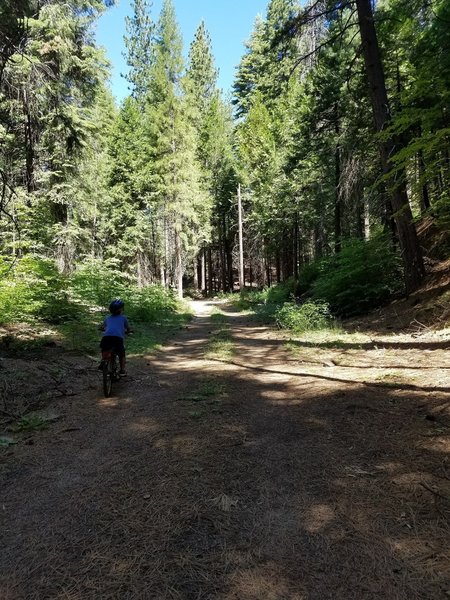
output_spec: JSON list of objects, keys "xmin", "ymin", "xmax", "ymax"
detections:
[
  {"xmin": 2, "ymin": 2, "xmax": 450, "ymax": 597},
  {"xmin": 0, "ymin": 0, "xmax": 449, "ymax": 323}
]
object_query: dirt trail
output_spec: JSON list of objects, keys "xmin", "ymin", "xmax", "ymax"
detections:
[{"xmin": 1, "ymin": 300, "xmax": 449, "ymax": 600}]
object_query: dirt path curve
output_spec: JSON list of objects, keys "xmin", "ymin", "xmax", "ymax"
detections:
[{"xmin": 1, "ymin": 300, "xmax": 449, "ymax": 600}]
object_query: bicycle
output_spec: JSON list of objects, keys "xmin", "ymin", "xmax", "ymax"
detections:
[{"xmin": 100, "ymin": 349, "xmax": 120, "ymax": 397}]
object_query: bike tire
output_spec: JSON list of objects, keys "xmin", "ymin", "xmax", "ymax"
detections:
[
  {"xmin": 103, "ymin": 360, "xmax": 113, "ymax": 397},
  {"xmin": 114, "ymin": 354, "xmax": 120, "ymax": 380}
]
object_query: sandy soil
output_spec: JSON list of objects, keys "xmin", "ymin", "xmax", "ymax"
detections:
[{"xmin": 1, "ymin": 300, "xmax": 449, "ymax": 600}]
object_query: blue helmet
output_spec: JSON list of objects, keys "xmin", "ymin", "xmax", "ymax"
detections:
[{"xmin": 109, "ymin": 298, "xmax": 124, "ymax": 313}]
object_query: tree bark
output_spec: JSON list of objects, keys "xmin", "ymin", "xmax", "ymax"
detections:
[
  {"xmin": 238, "ymin": 184, "xmax": 244, "ymax": 293},
  {"xmin": 293, "ymin": 216, "xmax": 299, "ymax": 279},
  {"xmin": 193, "ymin": 257, "xmax": 199, "ymax": 290},
  {"xmin": 220, "ymin": 214, "xmax": 227, "ymax": 292},
  {"xmin": 356, "ymin": 0, "xmax": 424, "ymax": 293},
  {"xmin": 207, "ymin": 247, "xmax": 213, "ymax": 296},
  {"xmin": 334, "ymin": 104, "xmax": 342, "ymax": 253},
  {"xmin": 201, "ymin": 247, "xmax": 206, "ymax": 295},
  {"xmin": 174, "ymin": 228, "xmax": 183, "ymax": 299},
  {"xmin": 418, "ymin": 148, "xmax": 430, "ymax": 213}
]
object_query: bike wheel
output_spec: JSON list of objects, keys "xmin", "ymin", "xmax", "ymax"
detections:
[{"xmin": 102, "ymin": 360, "xmax": 113, "ymax": 397}]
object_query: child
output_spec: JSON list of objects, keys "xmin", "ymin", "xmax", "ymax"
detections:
[{"xmin": 100, "ymin": 298, "xmax": 132, "ymax": 375}]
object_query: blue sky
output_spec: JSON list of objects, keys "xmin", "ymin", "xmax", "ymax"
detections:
[{"xmin": 95, "ymin": 0, "xmax": 269, "ymax": 103}]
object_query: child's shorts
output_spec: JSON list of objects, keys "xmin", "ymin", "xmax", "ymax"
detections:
[{"xmin": 100, "ymin": 336, "xmax": 125, "ymax": 358}]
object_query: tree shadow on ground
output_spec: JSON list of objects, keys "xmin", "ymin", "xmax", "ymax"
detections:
[{"xmin": 1, "ymin": 309, "xmax": 449, "ymax": 600}]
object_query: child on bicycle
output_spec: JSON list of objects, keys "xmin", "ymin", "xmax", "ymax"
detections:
[{"xmin": 99, "ymin": 299, "xmax": 132, "ymax": 375}]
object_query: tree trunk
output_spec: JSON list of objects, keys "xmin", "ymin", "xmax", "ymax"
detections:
[
  {"xmin": 201, "ymin": 247, "xmax": 206, "ymax": 295},
  {"xmin": 418, "ymin": 148, "xmax": 431, "ymax": 213},
  {"xmin": 364, "ymin": 195, "xmax": 370, "ymax": 240},
  {"xmin": 275, "ymin": 251, "xmax": 281, "ymax": 284},
  {"xmin": 23, "ymin": 92, "xmax": 35, "ymax": 195},
  {"xmin": 334, "ymin": 105, "xmax": 342, "ymax": 253},
  {"xmin": 220, "ymin": 215, "xmax": 227, "ymax": 292},
  {"xmin": 207, "ymin": 247, "xmax": 213, "ymax": 296},
  {"xmin": 293, "ymin": 217, "xmax": 299, "ymax": 279},
  {"xmin": 174, "ymin": 228, "xmax": 183, "ymax": 300},
  {"xmin": 193, "ymin": 257, "xmax": 199, "ymax": 290},
  {"xmin": 356, "ymin": 0, "xmax": 424, "ymax": 293},
  {"xmin": 238, "ymin": 184, "xmax": 244, "ymax": 293},
  {"xmin": 225, "ymin": 229, "xmax": 233, "ymax": 293}
]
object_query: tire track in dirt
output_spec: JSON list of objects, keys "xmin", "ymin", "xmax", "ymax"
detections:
[{"xmin": 1, "ymin": 300, "xmax": 449, "ymax": 599}]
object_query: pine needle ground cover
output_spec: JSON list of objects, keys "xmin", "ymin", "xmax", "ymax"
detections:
[{"xmin": 1, "ymin": 299, "xmax": 449, "ymax": 599}]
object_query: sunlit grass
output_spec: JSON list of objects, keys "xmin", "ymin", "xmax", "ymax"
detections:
[
  {"xmin": 205, "ymin": 326, "xmax": 234, "ymax": 360},
  {"xmin": 210, "ymin": 307, "xmax": 228, "ymax": 324}
]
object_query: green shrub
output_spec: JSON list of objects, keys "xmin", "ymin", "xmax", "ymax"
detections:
[
  {"xmin": 71, "ymin": 259, "xmax": 180, "ymax": 323},
  {"xmin": 123, "ymin": 285, "xmax": 178, "ymax": 322},
  {"xmin": 71, "ymin": 258, "xmax": 128, "ymax": 308},
  {"xmin": 276, "ymin": 300, "xmax": 333, "ymax": 332},
  {"xmin": 265, "ymin": 277, "xmax": 298, "ymax": 304},
  {"xmin": 0, "ymin": 256, "xmax": 182, "ymax": 327},
  {"xmin": 311, "ymin": 235, "xmax": 403, "ymax": 316},
  {"xmin": 298, "ymin": 260, "xmax": 328, "ymax": 295},
  {"xmin": 230, "ymin": 289, "xmax": 266, "ymax": 310},
  {"xmin": 0, "ymin": 255, "xmax": 79, "ymax": 324}
]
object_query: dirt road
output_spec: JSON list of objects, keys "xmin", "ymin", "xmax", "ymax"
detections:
[{"xmin": 1, "ymin": 300, "xmax": 449, "ymax": 599}]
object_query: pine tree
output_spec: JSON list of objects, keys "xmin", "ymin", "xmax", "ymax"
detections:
[
  {"xmin": 185, "ymin": 22, "xmax": 237, "ymax": 292},
  {"xmin": 145, "ymin": 0, "xmax": 210, "ymax": 298},
  {"xmin": 124, "ymin": 0, "xmax": 155, "ymax": 101},
  {"xmin": 0, "ymin": 0, "xmax": 112, "ymax": 271}
]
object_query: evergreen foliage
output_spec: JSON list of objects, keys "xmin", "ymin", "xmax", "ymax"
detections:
[
  {"xmin": 309, "ymin": 236, "xmax": 403, "ymax": 316},
  {"xmin": 1, "ymin": 0, "xmax": 449, "ymax": 331},
  {"xmin": 276, "ymin": 301, "xmax": 333, "ymax": 332}
]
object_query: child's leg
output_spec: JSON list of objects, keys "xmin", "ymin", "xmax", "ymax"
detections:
[{"xmin": 120, "ymin": 356, "xmax": 126, "ymax": 373}]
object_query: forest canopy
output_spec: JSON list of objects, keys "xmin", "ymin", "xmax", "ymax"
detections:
[{"xmin": 0, "ymin": 0, "xmax": 449, "ymax": 319}]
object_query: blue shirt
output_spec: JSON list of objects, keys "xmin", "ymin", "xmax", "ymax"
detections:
[{"xmin": 102, "ymin": 314, "xmax": 130, "ymax": 339}]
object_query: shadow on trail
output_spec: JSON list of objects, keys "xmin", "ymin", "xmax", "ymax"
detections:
[
  {"xmin": 220, "ymin": 319, "xmax": 450, "ymax": 353},
  {"xmin": 287, "ymin": 338, "xmax": 450, "ymax": 352},
  {"xmin": 1, "ymin": 305, "xmax": 449, "ymax": 600},
  {"xmin": 208, "ymin": 357, "xmax": 450, "ymax": 395}
]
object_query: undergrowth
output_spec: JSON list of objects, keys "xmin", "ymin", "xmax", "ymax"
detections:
[
  {"xmin": 306, "ymin": 235, "xmax": 403, "ymax": 316},
  {"xmin": 276, "ymin": 301, "xmax": 334, "ymax": 333},
  {"xmin": 221, "ymin": 234, "xmax": 402, "ymax": 333},
  {"xmin": 0, "ymin": 255, "xmax": 191, "ymax": 354}
]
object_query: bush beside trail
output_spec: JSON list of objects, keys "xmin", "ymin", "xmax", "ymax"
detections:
[
  {"xmin": 0, "ymin": 256, "xmax": 190, "ymax": 358},
  {"xmin": 308, "ymin": 235, "xmax": 403, "ymax": 317},
  {"xmin": 227, "ymin": 234, "xmax": 403, "ymax": 333}
]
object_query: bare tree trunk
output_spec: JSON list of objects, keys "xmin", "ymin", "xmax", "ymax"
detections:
[
  {"xmin": 238, "ymin": 184, "xmax": 244, "ymax": 293},
  {"xmin": 193, "ymin": 257, "xmax": 199, "ymax": 290},
  {"xmin": 356, "ymin": 0, "xmax": 424, "ymax": 293},
  {"xmin": 201, "ymin": 248, "xmax": 206, "ymax": 295},
  {"xmin": 207, "ymin": 247, "xmax": 213, "ymax": 296},
  {"xmin": 174, "ymin": 229, "xmax": 183, "ymax": 300},
  {"xmin": 364, "ymin": 195, "xmax": 370, "ymax": 240},
  {"xmin": 335, "ymin": 105, "xmax": 342, "ymax": 253},
  {"xmin": 23, "ymin": 91, "xmax": 35, "ymax": 195},
  {"xmin": 293, "ymin": 217, "xmax": 299, "ymax": 279},
  {"xmin": 225, "ymin": 233, "xmax": 233, "ymax": 293},
  {"xmin": 418, "ymin": 148, "xmax": 431, "ymax": 213},
  {"xmin": 220, "ymin": 215, "xmax": 227, "ymax": 292}
]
